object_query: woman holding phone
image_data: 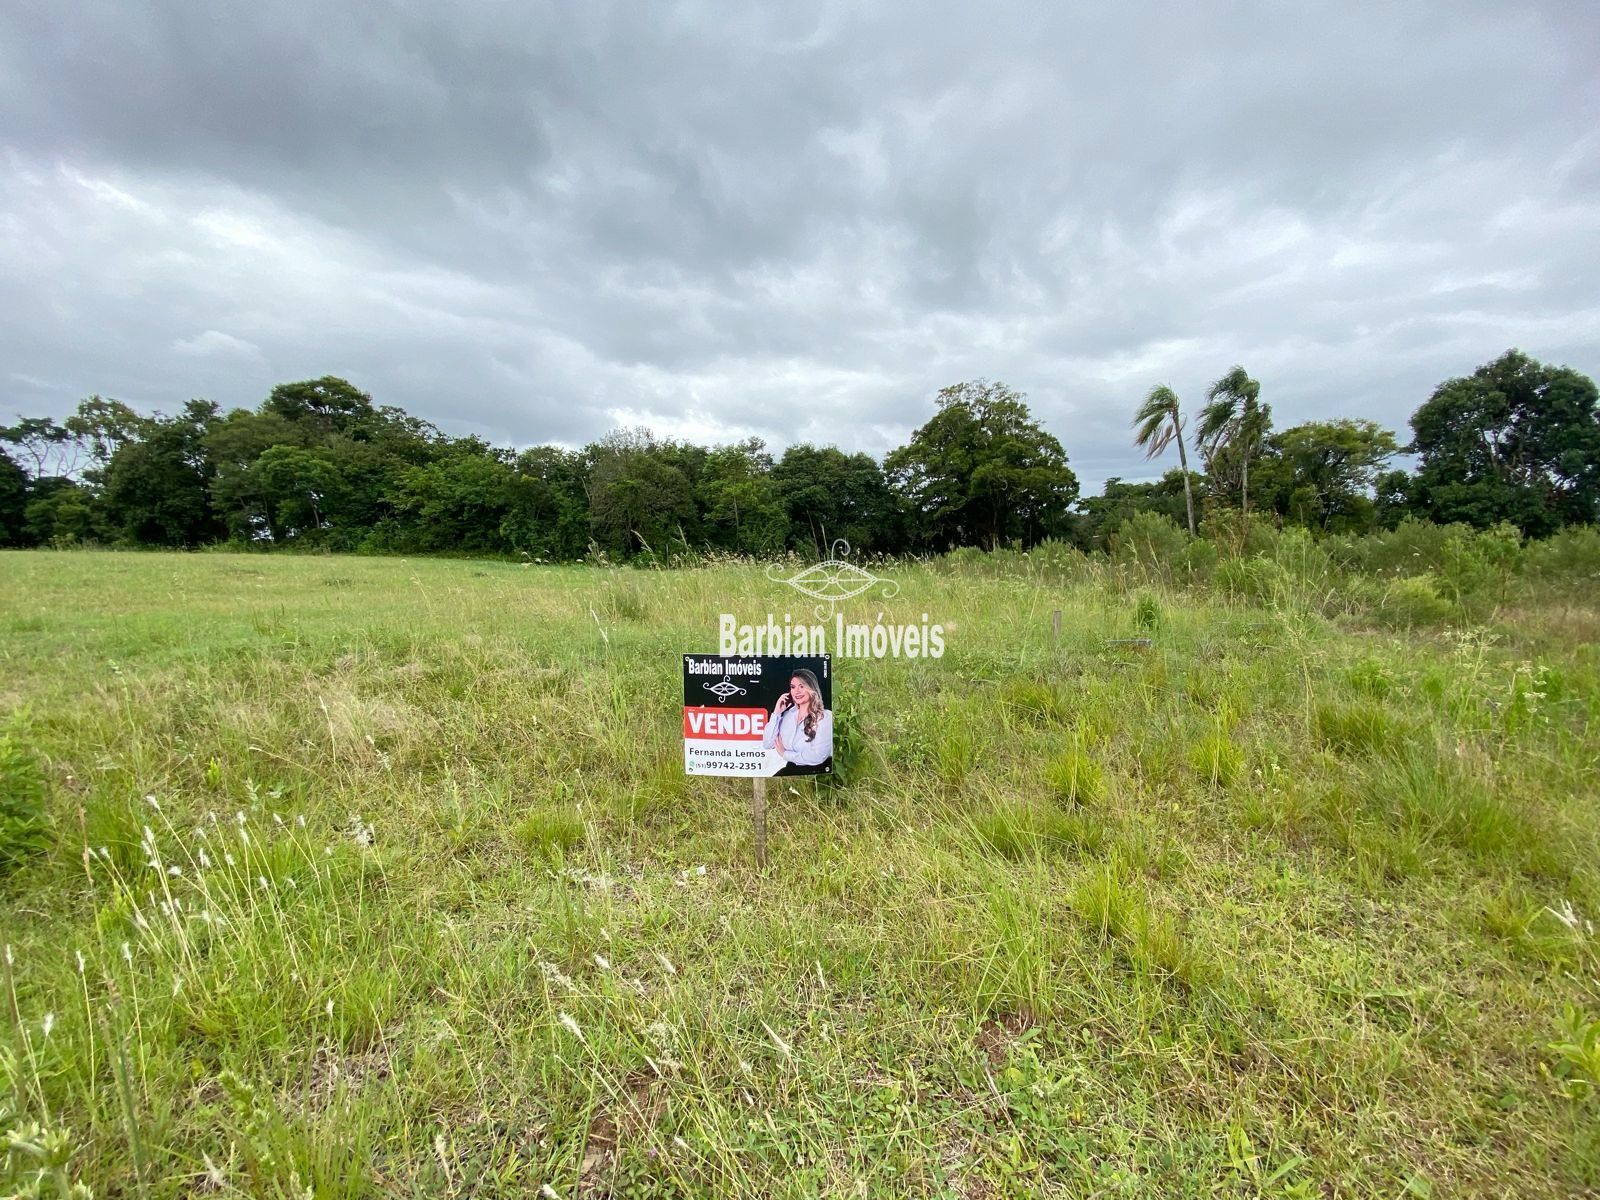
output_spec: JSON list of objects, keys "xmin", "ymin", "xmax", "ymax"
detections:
[{"xmin": 762, "ymin": 668, "xmax": 832, "ymax": 772}]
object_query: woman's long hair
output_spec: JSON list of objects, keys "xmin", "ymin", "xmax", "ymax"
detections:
[{"xmin": 790, "ymin": 670, "xmax": 824, "ymax": 742}]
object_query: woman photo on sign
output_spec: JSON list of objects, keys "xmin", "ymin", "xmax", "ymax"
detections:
[{"xmin": 762, "ymin": 668, "xmax": 832, "ymax": 774}]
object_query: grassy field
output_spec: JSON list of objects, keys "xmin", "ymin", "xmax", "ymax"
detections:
[{"xmin": 1, "ymin": 548, "xmax": 1598, "ymax": 1197}]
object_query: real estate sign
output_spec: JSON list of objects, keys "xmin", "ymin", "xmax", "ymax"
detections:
[{"xmin": 682, "ymin": 654, "xmax": 833, "ymax": 777}]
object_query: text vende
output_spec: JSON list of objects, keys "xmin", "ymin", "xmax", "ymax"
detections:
[{"xmin": 682, "ymin": 707, "xmax": 768, "ymax": 739}]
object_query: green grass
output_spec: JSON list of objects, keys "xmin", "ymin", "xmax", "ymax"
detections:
[{"xmin": 1, "ymin": 549, "xmax": 1598, "ymax": 1196}]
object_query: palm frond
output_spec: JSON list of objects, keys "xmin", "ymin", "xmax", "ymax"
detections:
[{"xmin": 1132, "ymin": 385, "xmax": 1180, "ymax": 457}]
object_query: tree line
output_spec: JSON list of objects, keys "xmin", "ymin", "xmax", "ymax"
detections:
[{"xmin": 1, "ymin": 349, "xmax": 1595, "ymax": 558}]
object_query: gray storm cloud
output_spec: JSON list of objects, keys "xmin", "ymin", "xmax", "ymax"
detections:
[{"xmin": 2, "ymin": 0, "xmax": 1597, "ymax": 490}]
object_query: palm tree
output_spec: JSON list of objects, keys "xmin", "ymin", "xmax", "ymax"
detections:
[
  {"xmin": 1197, "ymin": 365, "xmax": 1267, "ymax": 519},
  {"xmin": 1131, "ymin": 384, "xmax": 1196, "ymax": 535}
]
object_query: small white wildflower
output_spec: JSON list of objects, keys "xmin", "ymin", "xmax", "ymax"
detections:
[
  {"xmin": 121, "ymin": 942, "xmax": 132, "ymax": 964},
  {"xmin": 326, "ymin": 999, "xmax": 334, "ymax": 1018},
  {"xmin": 296, "ymin": 814, "xmax": 306, "ymax": 828},
  {"xmin": 558, "ymin": 1011, "xmax": 585, "ymax": 1043},
  {"xmin": 3, "ymin": 944, "xmax": 12, "ymax": 966},
  {"xmin": 593, "ymin": 953, "xmax": 611, "ymax": 972},
  {"xmin": 324, "ymin": 846, "xmax": 333, "ymax": 857},
  {"xmin": 203, "ymin": 1152, "xmax": 224, "ymax": 1187},
  {"xmin": 76, "ymin": 949, "xmax": 86, "ymax": 974},
  {"xmin": 286, "ymin": 876, "xmax": 297, "ymax": 889},
  {"xmin": 198, "ymin": 849, "xmax": 211, "ymax": 869},
  {"xmin": 739, "ymin": 1058, "xmax": 753, "ymax": 1075},
  {"xmin": 257, "ymin": 875, "xmax": 271, "ymax": 892},
  {"xmin": 235, "ymin": 811, "xmax": 246, "ymax": 826},
  {"xmin": 239, "ymin": 828, "xmax": 250, "ymax": 846},
  {"xmin": 654, "ymin": 952, "xmax": 677, "ymax": 977},
  {"xmin": 673, "ymin": 1135, "xmax": 690, "ymax": 1151},
  {"xmin": 167, "ymin": 864, "xmax": 183, "ymax": 877},
  {"xmin": 144, "ymin": 794, "xmax": 160, "ymax": 811},
  {"xmin": 141, "ymin": 825, "xmax": 157, "ymax": 850},
  {"xmin": 41, "ymin": 1012, "xmax": 55, "ymax": 1038},
  {"xmin": 695, "ymin": 865, "xmax": 706, "ymax": 877},
  {"xmin": 98, "ymin": 846, "xmax": 110, "ymax": 860},
  {"xmin": 540, "ymin": 1186, "xmax": 561, "ymax": 1200},
  {"xmin": 272, "ymin": 813, "xmax": 284, "ymax": 826},
  {"xmin": 225, "ymin": 852, "xmax": 236, "ymax": 867},
  {"xmin": 171, "ymin": 976, "xmax": 183, "ymax": 997}
]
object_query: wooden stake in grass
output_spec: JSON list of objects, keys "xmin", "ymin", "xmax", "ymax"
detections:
[{"xmin": 752, "ymin": 777, "xmax": 768, "ymax": 870}]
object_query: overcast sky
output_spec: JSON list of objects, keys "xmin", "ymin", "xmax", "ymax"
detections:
[{"xmin": 3, "ymin": 1, "xmax": 1597, "ymax": 493}]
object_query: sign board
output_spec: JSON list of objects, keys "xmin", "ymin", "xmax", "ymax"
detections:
[{"xmin": 683, "ymin": 655, "xmax": 832, "ymax": 777}]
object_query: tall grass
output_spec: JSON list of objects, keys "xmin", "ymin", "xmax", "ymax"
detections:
[{"xmin": 0, "ymin": 548, "xmax": 1597, "ymax": 1196}]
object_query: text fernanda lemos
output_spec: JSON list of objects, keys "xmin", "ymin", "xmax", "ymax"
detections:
[{"xmin": 717, "ymin": 613, "xmax": 945, "ymax": 659}]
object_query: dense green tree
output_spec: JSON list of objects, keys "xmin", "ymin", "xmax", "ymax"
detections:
[
  {"xmin": 0, "ymin": 449, "xmax": 29, "ymax": 546},
  {"xmin": 22, "ymin": 478, "xmax": 105, "ymax": 545},
  {"xmin": 262, "ymin": 376, "xmax": 380, "ymax": 440},
  {"xmin": 101, "ymin": 401, "xmax": 223, "ymax": 546},
  {"xmin": 249, "ymin": 446, "xmax": 345, "ymax": 541},
  {"xmin": 771, "ymin": 445, "xmax": 903, "ymax": 555},
  {"xmin": 204, "ymin": 409, "xmax": 307, "ymax": 540},
  {"xmin": 388, "ymin": 444, "xmax": 522, "ymax": 552},
  {"xmin": 885, "ymin": 380, "xmax": 1078, "ymax": 551},
  {"xmin": 585, "ymin": 430, "xmax": 699, "ymax": 557},
  {"xmin": 1373, "ymin": 469, "xmax": 1413, "ymax": 531},
  {"xmin": 1253, "ymin": 419, "xmax": 1399, "ymax": 533},
  {"xmin": 1197, "ymin": 366, "xmax": 1270, "ymax": 518},
  {"xmin": 1078, "ymin": 470, "xmax": 1203, "ymax": 550},
  {"xmin": 507, "ymin": 446, "xmax": 591, "ymax": 560},
  {"xmin": 699, "ymin": 439, "xmax": 786, "ymax": 555},
  {"xmin": 1132, "ymin": 385, "xmax": 1197, "ymax": 535},
  {"xmin": 1408, "ymin": 349, "xmax": 1600, "ymax": 535}
]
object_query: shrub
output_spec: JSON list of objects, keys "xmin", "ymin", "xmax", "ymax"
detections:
[
  {"xmin": 0, "ymin": 731, "xmax": 49, "ymax": 877},
  {"xmin": 1371, "ymin": 575, "xmax": 1454, "ymax": 628},
  {"xmin": 1214, "ymin": 557, "xmax": 1290, "ymax": 604},
  {"xmin": 1525, "ymin": 525, "xmax": 1600, "ymax": 587},
  {"xmin": 1172, "ymin": 537, "xmax": 1218, "ymax": 583},
  {"xmin": 1111, "ymin": 512, "xmax": 1188, "ymax": 583}
]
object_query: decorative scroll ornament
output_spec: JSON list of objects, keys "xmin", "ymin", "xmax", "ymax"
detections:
[
  {"xmin": 766, "ymin": 539, "xmax": 899, "ymax": 619},
  {"xmin": 703, "ymin": 679, "xmax": 748, "ymax": 702}
]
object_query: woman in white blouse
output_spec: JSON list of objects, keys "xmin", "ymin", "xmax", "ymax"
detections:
[{"xmin": 762, "ymin": 669, "xmax": 833, "ymax": 772}]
